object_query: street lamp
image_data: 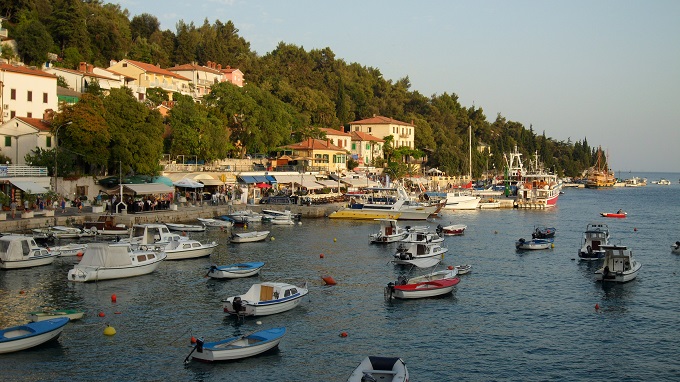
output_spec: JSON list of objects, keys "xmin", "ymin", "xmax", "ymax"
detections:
[{"xmin": 53, "ymin": 121, "xmax": 72, "ymax": 195}]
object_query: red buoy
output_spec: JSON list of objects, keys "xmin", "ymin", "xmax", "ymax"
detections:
[
  {"xmin": 339, "ymin": 332, "xmax": 348, "ymax": 338},
  {"xmin": 322, "ymin": 276, "xmax": 336, "ymax": 285},
  {"xmin": 447, "ymin": 265, "xmax": 454, "ymax": 270},
  {"xmin": 595, "ymin": 303, "xmax": 600, "ymax": 310},
  {"xmin": 190, "ymin": 336, "xmax": 197, "ymax": 344},
  {"xmin": 98, "ymin": 312, "xmax": 106, "ymax": 317},
  {"xmin": 111, "ymin": 294, "xmax": 117, "ymax": 303},
  {"xmin": 634, "ymin": 228, "xmax": 637, "ymax": 232},
  {"xmin": 76, "ymin": 252, "xmax": 84, "ymax": 257},
  {"xmin": 320, "ymin": 253, "xmax": 325, "ymax": 258}
]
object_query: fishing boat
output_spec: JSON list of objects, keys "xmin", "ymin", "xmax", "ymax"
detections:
[
  {"xmin": 188, "ymin": 327, "xmax": 286, "ymax": 363},
  {"xmin": 671, "ymin": 241, "xmax": 680, "ymax": 255},
  {"xmin": 386, "ymin": 267, "xmax": 460, "ymax": 299},
  {"xmin": 82, "ymin": 215, "xmax": 130, "ymax": 236},
  {"xmin": 161, "ymin": 237, "xmax": 218, "ymax": 260},
  {"xmin": 578, "ymin": 223, "xmax": 610, "ymax": 261},
  {"xmin": 67, "ymin": 243, "xmax": 166, "ymax": 282},
  {"xmin": 392, "ymin": 241, "xmax": 448, "ymax": 265},
  {"xmin": 585, "ymin": 147, "xmax": 616, "ymax": 188},
  {"xmin": 347, "ymin": 356, "xmax": 409, "ymax": 382},
  {"xmin": 207, "ymin": 262, "xmax": 265, "ymax": 279},
  {"xmin": 47, "ymin": 243, "xmax": 87, "ymax": 257},
  {"xmin": 329, "ymin": 186, "xmax": 439, "ymax": 220},
  {"xmin": 165, "ymin": 223, "xmax": 206, "ymax": 232},
  {"xmin": 439, "ymin": 224, "xmax": 467, "ymax": 236},
  {"xmin": 370, "ymin": 219, "xmax": 409, "ymax": 244},
  {"xmin": 0, "ymin": 317, "xmax": 70, "ymax": 354},
  {"xmin": 0, "ymin": 235, "xmax": 57, "ymax": 269},
  {"xmin": 515, "ymin": 151, "xmax": 562, "ymax": 209},
  {"xmin": 400, "ymin": 226, "xmax": 444, "ymax": 244},
  {"xmin": 595, "ymin": 244, "xmax": 641, "ymax": 283},
  {"xmin": 231, "ymin": 231, "xmax": 270, "ymax": 243},
  {"xmin": 454, "ymin": 264, "xmax": 472, "ymax": 275},
  {"xmin": 222, "ymin": 282, "xmax": 308, "ymax": 316},
  {"xmin": 515, "ymin": 237, "xmax": 554, "ymax": 250},
  {"xmin": 28, "ymin": 309, "xmax": 84, "ymax": 322},
  {"xmin": 197, "ymin": 217, "xmax": 233, "ymax": 228},
  {"xmin": 601, "ymin": 211, "xmax": 627, "ymax": 218},
  {"xmin": 532, "ymin": 226, "xmax": 556, "ymax": 239}
]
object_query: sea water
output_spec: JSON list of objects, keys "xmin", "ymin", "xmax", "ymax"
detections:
[{"xmin": 0, "ymin": 172, "xmax": 678, "ymax": 381}]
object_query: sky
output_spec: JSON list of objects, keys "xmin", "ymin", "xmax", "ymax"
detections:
[{"xmin": 116, "ymin": 0, "xmax": 680, "ymax": 173}]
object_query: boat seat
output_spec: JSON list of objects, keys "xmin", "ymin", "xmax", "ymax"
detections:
[{"xmin": 363, "ymin": 370, "xmax": 397, "ymax": 375}]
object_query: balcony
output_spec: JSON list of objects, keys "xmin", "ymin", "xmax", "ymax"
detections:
[{"xmin": 399, "ymin": 133, "xmax": 410, "ymax": 138}]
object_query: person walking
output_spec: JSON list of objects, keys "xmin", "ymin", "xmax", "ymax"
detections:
[
  {"xmin": 60, "ymin": 198, "xmax": 66, "ymax": 213},
  {"xmin": 10, "ymin": 199, "xmax": 17, "ymax": 219}
]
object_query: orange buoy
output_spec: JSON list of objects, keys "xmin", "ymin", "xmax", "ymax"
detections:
[
  {"xmin": 98, "ymin": 312, "xmax": 106, "ymax": 317},
  {"xmin": 111, "ymin": 294, "xmax": 117, "ymax": 303},
  {"xmin": 634, "ymin": 228, "xmax": 637, "ymax": 232},
  {"xmin": 182, "ymin": 231, "xmax": 187, "ymax": 236},
  {"xmin": 447, "ymin": 265, "xmax": 454, "ymax": 270},
  {"xmin": 320, "ymin": 253, "xmax": 325, "ymax": 258},
  {"xmin": 114, "ymin": 312, "xmax": 122, "ymax": 314},
  {"xmin": 190, "ymin": 336, "xmax": 197, "ymax": 344},
  {"xmin": 76, "ymin": 252, "xmax": 84, "ymax": 257},
  {"xmin": 322, "ymin": 276, "xmax": 336, "ymax": 285},
  {"xmin": 595, "ymin": 303, "xmax": 600, "ymax": 310},
  {"xmin": 339, "ymin": 332, "xmax": 348, "ymax": 338},
  {"xmin": 19, "ymin": 290, "xmax": 25, "ymax": 294}
]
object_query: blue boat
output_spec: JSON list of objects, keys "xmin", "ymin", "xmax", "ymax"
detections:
[
  {"xmin": 516, "ymin": 238, "xmax": 554, "ymax": 250},
  {"xmin": 0, "ymin": 317, "xmax": 69, "ymax": 354},
  {"xmin": 207, "ymin": 262, "xmax": 265, "ymax": 279},
  {"xmin": 188, "ymin": 327, "xmax": 286, "ymax": 362}
]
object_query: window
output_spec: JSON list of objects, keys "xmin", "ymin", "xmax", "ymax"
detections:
[
  {"xmin": 10, "ymin": 111, "xmax": 15, "ymax": 118},
  {"xmin": 10, "ymin": 89, "xmax": 16, "ymax": 100},
  {"xmin": 43, "ymin": 93, "xmax": 48, "ymax": 103},
  {"xmin": 4, "ymin": 136, "xmax": 11, "ymax": 147},
  {"xmin": 366, "ymin": 143, "xmax": 370, "ymax": 150},
  {"xmin": 27, "ymin": 91, "xmax": 32, "ymax": 102},
  {"xmin": 368, "ymin": 127, "xmax": 372, "ymax": 133},
  {"xmin": 27, "ymin": 112, "xmax": 32, "ymax": 118},
  {"xmin": 351, "ymin": 143, "xmax": 356, "ymax": 150},
  {"xmin": 122, "ymin": 63, "xmax": 128, "ymax": 67},
  {"xmin": 46, "ymin": 136, "xmax": 52, "ymax": 148}
]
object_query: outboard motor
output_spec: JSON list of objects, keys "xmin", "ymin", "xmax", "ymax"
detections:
[
  {"xmin": 195, "ymin": 338, "xmax": 204, "ymax": 353},
  {"xmin": 232, "ymin": 297, "xmax": 244, "ymax": 314},
  {"xmin": 436, "ymin": 224, "xmax": 443, "ymax": 236},
  {"xmin": 361, "ymin": 372, "xmax": 377, "ymax": 382}
]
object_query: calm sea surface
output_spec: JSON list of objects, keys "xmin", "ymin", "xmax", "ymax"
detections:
[{"xmin": 1, "ymin": 172, "xmax": 679, "ymax": 381}]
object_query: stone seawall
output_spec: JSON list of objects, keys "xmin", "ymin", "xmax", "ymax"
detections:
[{"xmin": 0, "ymin": 203, "xmax": 344, "ymax": 233}]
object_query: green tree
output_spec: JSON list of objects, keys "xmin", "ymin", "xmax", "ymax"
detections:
[{"xmin": 14, "ymin": 17, "xmax": 53, "ymax": 65}]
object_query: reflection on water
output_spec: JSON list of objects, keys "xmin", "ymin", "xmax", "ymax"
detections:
[{"xmin": 0, "ymin": 178, "xmax": 679, "ymax": 380}]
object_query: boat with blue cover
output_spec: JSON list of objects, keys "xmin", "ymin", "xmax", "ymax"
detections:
[
  {"xmin": 207, "ymin": 261, "xmax": 265, "ymax": 279},
  {"xmin": 0, "ymin": 317, "xmax": 69, "ymax": 354},
  {"xmin": 188, "ymin": 327, "xmax": 286, "ymax": 362},
  {"xmin": 515, "ymin": 237, "xmax": 554, "ymax": 250}
]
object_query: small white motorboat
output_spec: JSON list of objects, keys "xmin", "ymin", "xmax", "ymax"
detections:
[
  {"xmin": 386, "ymin": 267, "xmax": 460, "ymax": 300},
  {"xmin": 47, "ymin": 243, "xmax": 87, "ymax": 257},
  {"xmin": 82, "ymin": 215, "xmax": 130, "ymax": 236},
  {"xmin": 369, "ymin": 218, "xmax": 408, "ymax": 244},
  {"xmin": 347, "ymin": 356, "xmax": 409, "ymax": 382},
  {"xmin": 28, "ymin": 309, "xmax": 84, "ymax": 322},
  {"xmin": 268, "ymin": 215, "xmax": 295, "ymax": 225},
  {"xmin": 392, "ymin": 241, "xmax": 448, "ymax": 265},
  {"xmin": 67, "ymin": 243, "xmax": 166, "ymax": 282},
  {"xmin": 454, "ymin": 264, "xmax": 472, "ymax": 275},
  {"xmin": 160, "ymin": 237, "xmax": 218, "ymax": 260},
  {"xmin": 439, "ymin": 224, "xmax": 467, "ymax": 236},
  {"xmin": 515, "ymin": 237, "xmax": 553, "ymax": 250},
  {"xmin": 400, "ymin": 226, "xmax": 444, "ymax": 244},
  {"xmin": 228, "ymin": 210, "xmax": 263, "ymax": 223},
  {"xmin": 165, "ymin": 223, "xmax": 206, "ymax": 232},
  {"xmin": 222, "ymin": 282, "xmax": 308, "ymax": 316},
  {"xmin": 231, "ymin": 231, "xmax": 270, "ymax": 243},
  {"xmin": 197, "ymin": 218, "xmax": 233, "ymax": 228},
  {"xmin": 207, "ymin": 262, "xmax": 265, "ymax": 279},
  {"xmin": 0, "ymin": 235, "xmax": 57, "ymax": 269},
  {"xmin": 187, "ymin": 327, "xmax": 286, "ymax": 363},
  {"xmin": 578, "ymin": 223, "xmax": 610, "ymax": 261},
  {"xmin": 671, "ymin": 241, "xmax": 680, "ymax": 255},
  {"xmin": 0, "ymin": 317, "xmax": 70, "ymax": 354},
  {"xmin": 32, "ymin": 226, "xmax": 94, "ymax": 239},
  {"xmin": 595, "ymin": 244, "xmax": 641, "ymax": 283}
]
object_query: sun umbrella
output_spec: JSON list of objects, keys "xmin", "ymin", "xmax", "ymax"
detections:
[
  {"xmin": 255, "ymin": 182, "xmax": 272, "ymax": 189},
  {"xmin": 173, "ymin": 178, "xmax": 204, "ymax": 188}
]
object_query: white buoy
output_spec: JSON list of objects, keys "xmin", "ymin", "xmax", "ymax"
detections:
[{"xmin": 256, "ymin": 321, "xmax": 262, "ymax": 325}]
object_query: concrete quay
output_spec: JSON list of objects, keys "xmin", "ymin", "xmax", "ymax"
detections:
[{"xmin": 0, "ymin": 202, "xmax": 341, "ymax": 233}]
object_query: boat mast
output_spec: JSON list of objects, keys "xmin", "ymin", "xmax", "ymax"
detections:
[{"xmin": 468, "ymin": 125, "xmax": 472, "ymax": 182}]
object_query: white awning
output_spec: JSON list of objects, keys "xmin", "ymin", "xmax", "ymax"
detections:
[
  {"xmin": 197, "ymin": 178, "xmax": 224, "ymax": 186},
  {"xmin": 123, "ymin": 183, "xmax": 175, "ymax": 195},
  {"xmin": 10, "ymin": 181, "xmax": 49, "ymax": 193},
  {"xmin": 340, "ymin": 177, "xmax": 381, "ymax": 188}
]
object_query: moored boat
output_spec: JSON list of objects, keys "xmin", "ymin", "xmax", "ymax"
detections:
[
  {"xmin": 601, "ymin": 211, "xmax": 627, "ymax": 218},
  {"xmin": 515, "ymin": 151, "xmax": 562, "ymax": 208},
  {"xmin": 595, "ymin": 244, "xmax": 641, "ymax": 283},
  {"xmin": 222, "ymin": 282, "xmax": 308, "ymax": 316},
  {"xmin": 162, "ymin": 237, "xmax": 217, "ymax": 260},
  {"xmin": 578, "ymin": 223, "xmax": 610, "ymax": 261},
  {"xmin": 0, "ymin": 235, "xmax": 57, "ymax": 269},
  {"xmin": 0, "ymin": 317, "xmax": 69, "ymax": 354},
  {"xmin": 188, "ymin": 327, "xmax": 286, "ymax": 362},
  {"xmin": 67, "ymin": 243, "xmax": 166, "ymax": 282},
  {"xmin": 584, "ymin": 147, "xmax": 616, "ymax": 188},
  {"xmin": 28, "ymin": 309, "xmax": 84, "ymax": 322},
  {"xmin": 671, "ymin": 241, "xmax": 680, "ymax": 255},
  {"xmin": 47, "ymin": 243, "xmax": 87, "ymax": 257},
  {"xmin": 83, "ymin": 215, "xmax": 130, "ymax": 236},
  {"xmin": 515, "ymin": 237, "xmax": 553, "ymax": 250},
  {"xmin": 329, "ymin": 186, "xmax": 438, "ymax": 220},
  {"xmin": 439, "ymin": 224, "xmax": 467, "ymax": 236},
  {"xmin": 165, "ymin": 223, "xmax": 206, "ymax": 232},
  {"xmin": 392, "ymin": 241, "xmax": 448, "ymax": 265},
  {"xmin": 32, "ymin": 226, "xmax": 94, "ymax": 239},
  {"xmin": 369, "ymin": 218, "xmax": 409, "ymax": 244},
  {"xmin": 197, "ymin": 217, "xmax": 233, "ymax": 228},
  {"xmin": 207, "ymin": 262, "xmax": 265, "ymax": 279},
  {"xmin": 347, "ymin": 356, "xmax": 409, "ymax": 382},
  {"xmin": 532, "ymin": 226, "xmax": 556, "ymax": 239},
  {"xmin": 231, "ymin": 231, "xmax": 270, "ymax": 243},
  {"xmin": 386, "ymin": 267, "xmax": 460, "ymax": 299}
]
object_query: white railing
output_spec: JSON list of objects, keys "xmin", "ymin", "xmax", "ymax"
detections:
[{"xmin": 0, "ymin": 165, "xmax": 49, "ymax": 177}]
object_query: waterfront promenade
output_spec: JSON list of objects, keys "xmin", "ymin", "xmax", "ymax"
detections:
[{"xmin": 0, "ymin": 202, "xmax": 337, "ymax": 233}]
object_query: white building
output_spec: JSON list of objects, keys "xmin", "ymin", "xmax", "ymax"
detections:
[
  {"xmin": 45, "ymin": 62, "xmax": 125, "ymax": 94},
  {"xmin": 348, "ymin": 115, "xmax": 415, "ymax": 149},
  {"xmin": 0, "ymin": 117, "xmax": 54, "ymax": 165},
  {"xmin": 0, "ymin": 63, "xmax": 58, "ymax": 125}
]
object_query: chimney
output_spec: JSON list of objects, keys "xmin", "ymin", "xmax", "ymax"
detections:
[
  {"xmin": 79, "ymin": 62, "xmax": 86, "ymax": 72},
  {"xmin": 206, "ymin": 61, "xmax": 211, "ymax": 68},
  {"xmin": 212, "ymin": 62, "xmax": 216, "ymax": 69},
  {"xmin": 327, "ymin": 139, "xmax": 330, "ymax": 147},
  {"xmin": 109, "ymin": 59, "xmax": 117, "ymax": 67},
  {"xmin": 87, "ymin": 64, "xmax": 94, "ymax": 73},
  {"xmin": 217, "ymin": 64, "xmax": 221, "ymax": 70},
  {"xmin": 43, "ymin": 109, "xmax": 54, "ymax": 122}
]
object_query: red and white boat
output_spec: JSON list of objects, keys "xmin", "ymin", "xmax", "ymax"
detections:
[
  {"xmin": 385, "ymin": 268, "xmax": 460, "ymax": 299},
  {"xmin": 439, "ymin": 224, "xmax": 467, "ymax": 236},
  {"xmin": 515, "ymin": 150, "xmax": 562, "ymax": 209},
  {"xmin": 600, "ymin": 211, "xmax": 627, "ymax": 218}
]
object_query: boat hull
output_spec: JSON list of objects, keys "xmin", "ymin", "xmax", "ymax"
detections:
[
  {"xmin": 28, "ymin": 310, "xmax": 84, "ymax": 322},
  {"xmin": 0, "ymin": 254, "xmax": 57, "ymax": 269},
  {"xmin": 192, "ymin": 328, "xmax": 286, "ymax": 362},
  {"xmin": 231, "ymin": 232, "xmax": 269, "ymax": 243},
  {"xmin": 208, "ymin": 262, "xmax": 265, "ymax": 279},
  {"xmin": 67, "ymin": 257, "xmax": 164, "ymax": 282},
  {"xmin": 347, "ymin": 356, "xmax": 409, "ymax": 382},
  {"xmin": 601, "ymin": 212, "xmax": 627, "ymax": 218},
  {"xmin": 0, "ymin": 318, "xmax": 69, "ymax": 354},
  {"xmin": 516, "ymin": 239, "xmax": 553, "ymax": 250},
  {"xmin": 596, "ymin": 265, "xmax": 641, "ymax": 283},
  {"xmin": 165, "ymin": 243, "xmax": 217, "ymax": 260},
  {"xmin": 165, "ymin": 223, "xmax": 206, "ymax": 232}
]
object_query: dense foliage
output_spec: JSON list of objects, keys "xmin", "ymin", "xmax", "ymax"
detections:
[{"xmin": 4, "ymin": 1, "xmax": 600, "ymax": 179}]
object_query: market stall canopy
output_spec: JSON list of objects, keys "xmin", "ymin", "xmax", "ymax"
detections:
[
  {"xmin": 120, "ymin": 183, "xmax": 174, "ymax": 195},
  {"xmin": 173, "ymin": 178, "xmax": 204, "ymax": 188},
  {"xmin": 427, "ymin": 168, "xmax": 444, "ymax": 175},
  {"xmin": 340, "ymin": 177, "xmax": 381, "ymax": 188},
  {"xmin": 151, "ymin": 176, "xmax": 174, "ymax": 187},
  {"xmin": 255, "ymin": 182, "xmax": 272, "ymax": 188},
  {"xmin": 10, "ymin": 180, "xmax": 49, "ymax": 194}
]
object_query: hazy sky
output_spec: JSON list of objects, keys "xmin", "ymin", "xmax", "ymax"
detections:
[{"xmin": 117, "ymin": 0, "xmax": 679, "ymax": 172}]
